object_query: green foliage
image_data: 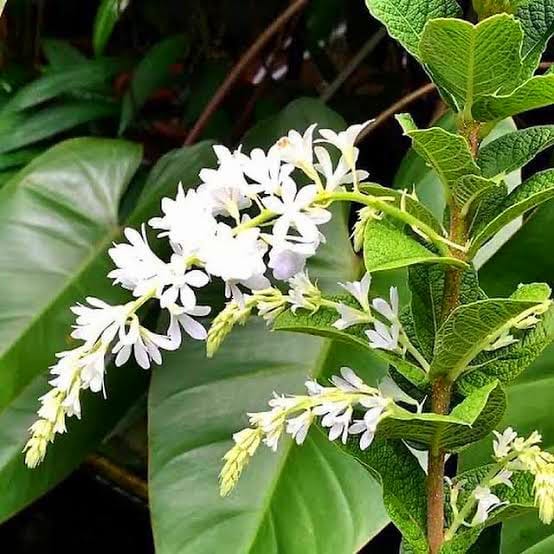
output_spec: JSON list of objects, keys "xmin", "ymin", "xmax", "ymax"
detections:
[
  {"xmin": 147, "ymin": 99, "xmax": 389, "ymax": 554},
  {"xmin": 363, "ymin": 220, "xmax": 466, "ymax": 272},
  {"xmin": 477, "ymin": 125, "xmax": 554, "ymax": 179},
  {"xmin": 419, "ymin": 15, "xmax": 524, "ymax": 113},
  {"xmin": 364, "ymin": 0, "xmax": 461, "ymax": 60},
  {"xmin": 119, "ymin": 34, "xmax": 188, "ymax": 134},
  {"xmin": 93, "ymin": 0, "xmax": 130, "ymax": 57},
  {"xmin": 340, "ymin": 437, "xmax": 429, "ymax": 554}
]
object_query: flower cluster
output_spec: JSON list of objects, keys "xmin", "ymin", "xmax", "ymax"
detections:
[
  {"xmin": 219, "ymin": 367, "xmax": 413, "ymax": 496},
  {"xmin": 24, "ymin": 121, "xmax": 373, "ymax": 468},
  {"xmin": 444, "ymin": 427, "xmax": 554, "ymax": 540}
]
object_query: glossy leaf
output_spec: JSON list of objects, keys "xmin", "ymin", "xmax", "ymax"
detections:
[
  {"xmin": 363, "ymin": 220, "xmax": 466, "ymax": 272},
  {"xmin": 0, "ymin": 58, "xmax": 127, "ymax": 113},
  {"xmin": 93, "ymin": 0, "xmax": 130, "ymax": 57},
  {"xmin": 0, "ymin": 101, "xmax": 117, "ymax": 154},
  {"xmin": 119, "ymin": 34, "xmax": 188, "ymax": 134},
  {"xmin": 473, "ymin": 74, "xmax": 554, "ymax": 121},
  {"xmin": 477, "ymin": 125, "xmax": 554, "ymax": 179},
  {"xmin": 364, "ymin": 0, "xmax": 461, "ymax": 60},
  {"xmin": 148, "ymin": 99, "xmax": 389, "ymax": 554},
  {"xmin": 420, "ymin": 15, "xmax": 524, "ymax": 111},
  {"xmin": 0, "ymin": 138, "xmax": 215, "ymax": 522}
]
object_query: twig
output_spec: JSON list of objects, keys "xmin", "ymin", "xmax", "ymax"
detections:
[
  {"xmin": 184, "ymin": 0, "xmax": 310, "ymax": 145},
  {"xmin": 357, "ymin": 82, "xmax": 437, "ymax": 143},
  {"xmin": 85, "ymin": 453, "xmax": 148, "ymax": 501},
  {"xmin": 321, "ymin": 28, "xmax": 386, "ymax": 103}
]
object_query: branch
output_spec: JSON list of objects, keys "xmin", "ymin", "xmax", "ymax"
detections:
[{"xmin": 184, "ymin": 0, "xmax": 310, "ymax": 145}]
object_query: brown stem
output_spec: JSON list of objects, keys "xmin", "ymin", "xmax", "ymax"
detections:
[{"xmin": 184, "ymin": 0, "xmax": 309, "ymax": 145}]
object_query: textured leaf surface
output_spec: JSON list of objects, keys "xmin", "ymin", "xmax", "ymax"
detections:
[
  {"xmin": 409, "ymin": 265, "xmax": 485, "ymax": 360},
  {"xmin": 420, "ymin": 15, "xmax": 524, "ymax": 111},
  {"xmin": 379, "ymin": 381, "xmax": 505, "ymax": 451},
  {"xmin": 364, "ymin": 0, "xmax": 461, "ymax": 60},
  {"xmin": 517, "ymin": 0, "xmax": 554, "ymax": 78},
  {"xmin": 119, "ymin": 35, "xmax": 188, "ymax": 134},
  {"xmin": 429, "ymin": 297, "xmax": 548, "ymax": 381},
  {"xmin": 470, "ymin": 169, "xmax": 554, "ymax": 253},
  {"xmin": 340, "ymin": 437, "xmax": 429, "ymax": 554},
  {"xmin": 473, "ymin": 74, "xmax": 554, "ymax": 121},
  {"xmin": 477, "ymin": 125, "xmax": 554, "ymax": 179},
  {"xmin": 401, "ymin": 125, "xmax": 480, "ymax": 200},
  {"xmin": 364, "ymin": 220, "xmax": 465, "ymax": 272},
  {"xmin": 148, "ymin": 99, "xmax": 389, "ymax": 554}
]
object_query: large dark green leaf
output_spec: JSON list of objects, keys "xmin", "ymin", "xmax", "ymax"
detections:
[
  {"xmin": 148, "ymin": 99, "xmax": 390, "ymax": 554},
  {"xmin": 0, "ymin": 138, "xmax": 215, "ymax": 521}
]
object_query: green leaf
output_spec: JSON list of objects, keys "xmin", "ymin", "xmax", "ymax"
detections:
[
  {"xmin": 420, "ymin": 15, "xmax": 524, "ymax": 112},
  {"xmin": 409, "ymin": 265, "xmax": 486, "ymax": 360},
  {"xmin": 42, "ymin": 39, "xmax": 87, "ymax": 67},
  {"xmin": 455, "ymin": 175, "xmax": 500, "ymax": 215},
  {"xmin": 148, "ymin": 99, "xmax": 389, "ymax": 554},
  {"xmin": 378, "ymin": 381, "xmax": 505, "ymax": 451},
  {"xmin": 473, "ymin": 74, "xmax": 554, "ymax": 121},
  {"xmin": 470, "ymin": 169, "xmax": 554, "ymax": 254},
  {"xmin": 1, "ymin": 57, "xmax": 127, "ymax": 113},
  {"xmin": 119, "ymin": 34, "xmax": 188, "ymax": 134},
  {"xmin": 477, "ymin": 125, "xmax": 554, "ymax": 179},
  {"xmin": 339, "ymin": 437, "xmax": 429, "ymax": 554},
  {"xmin": 360, "ymin": 182, "xmax": 444, "ymax": 234},
  {"xmin": 93, "ymin": 0, "xmax": 130, "ymax": 57},
  {"xmin": 429, "ymin": 296, "xmax": 549, "ymax": 381},
  {"xmin": 364, "ymin": 0, "xmax": 461, "ymax": 60},
  {"xmin": 274, "ymin": 295, "xmax": 429, "ymax": 392},
  {"xmin": 0, "ymin": 101, "xmax": 117, "ymax": 155},
  {"xmin": 399, "ymin": 122, "xmax": 480, "ymax": 199},
  {"xmin": 517, "ymin": 0, "xmax": 554, "ymax": 79},
  {"xmin": 363, "ymin": 220, "xmax": 466, "ymax": 272},
  {"xmin": 0, "ymin": 138, "xmax": 216, "ymax": 522}
]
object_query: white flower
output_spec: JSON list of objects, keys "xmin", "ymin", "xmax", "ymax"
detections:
[
  {"xmin": 203, "ymin": 223, "xmax": 269, "ymax": 300},
  {"xmin": 378, "ymin": 375, "xmax": 420, "ymax": 409},
  {"xmin": 262, "ymin": 181, "xmax": 330, "ymax": 242},
  {"xmin": 166, "ymin": 303, "xmax": 211, "ymax": 347},
  {"xmin": 485, "ymin": 330, "xmax": 518, "ymax": 351},
  {"xmin": 112, "ymin": 325, "xmax": 174, "ymax": 370},
  {"xmin": 79, "ymin": 346, "xmax": 109, "ymax": 394},
  {"xmin": 332, "ymin": 303, "xmax": 370, "ymax": 330},
  {"xmin": 331, "ymin": 366, "xmax": 372, "ymax": 393},
  {"xmin": 108, "ymin": 226, "xmax": 167, "ymax": 296},
  {"xmin": 70, "ymin": 297, "xmax": 128, "ymax": 346},
  {"xmin": 287, "ymin": 271, "xmax": 321, "ymax": 312},
  {"xmin": 317, "ymin": 120, "xmax": 372, "ymax": 171},
  {"xmin": 198, "ymin": 145, "xmax": 253, "ymax": 221},
  {"xmin": 148, "ymin": 185, "xmax": 217, "ymax": 258},
  {"xmin": 158, "ymin": 261, "xmax": 210, "ymax": 309},
  {"xmin": 490, "ymin": 469, "xmax": 513, "ymax": 488},
  {"xmin": 314, "ymin": 146, "xmax": 369, "ymax": 191},
  {"xmin": 286, "ymin": 410, "xmax": 313, "ymax": 445},
  {"xmin": 274, "ymin": 124, "xmax": 317, "ymax": 178},
  {"xmin": 372, "ymin": 286, "xmax": 399, "ymax": 322},
  {"xmin": 267, "ymin": 235, "xmax": 317, "ymax": 280},
  {"xmin": 366, "ymin": 320, "xmax": 400, "ymax": 351},
  {"xmin": 493, "ymin": 427, "xmax": 518, "ymax": 459},
  {"xmin": 241, "ymin": 145, "xmax": 295, "ymax": 195},
  {"xmin": 338, "ymin": 272, "xmax": 371, "ymax": 312},
  {"xmin": 348, "ymin": 406, "xmax": 384, "ymax": 450},
  {"xmin": 321, "ymin": 405, "xmax": 353, "ymax": 444},
  {"xmin": 471, "ymin": 486, "xmax": 505, "ymax": 526}
]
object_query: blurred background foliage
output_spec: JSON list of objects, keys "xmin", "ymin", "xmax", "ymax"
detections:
[{"xmin": 0, "ymin": 0, "xmax": 552, "ymax": 553}]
